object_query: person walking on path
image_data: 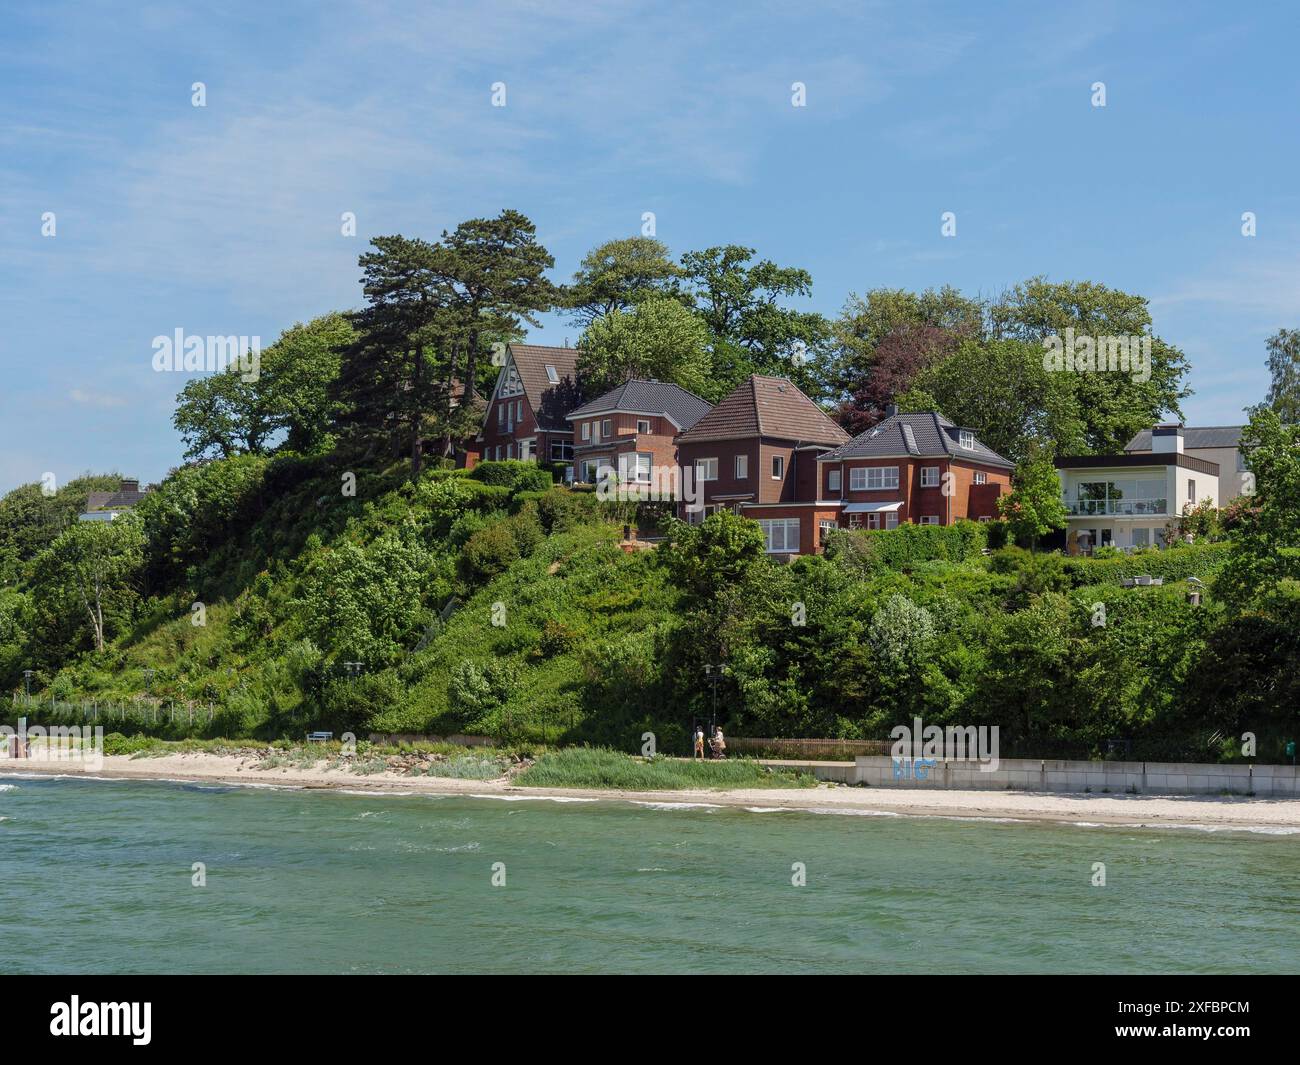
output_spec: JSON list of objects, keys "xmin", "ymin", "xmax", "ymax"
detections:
[{"xmin": 693, "ymin": 726, "xmax": 706, "ymax": 760}]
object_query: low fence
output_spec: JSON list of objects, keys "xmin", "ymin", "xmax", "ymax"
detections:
[
  {"xmin": 854, "ymin": 756, "xmax": 1300, "ymax": 797},
  {"xmin": 7, "ymin": 694, "xmax": 215, "ymax": 729},
  {"xmin": 728, "ymin": 737, "xmax": 892, "ymax": 760}
]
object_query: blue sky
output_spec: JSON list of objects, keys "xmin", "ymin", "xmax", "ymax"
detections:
[{"xmin": 3, "ymin": 0, "xmax": 1298, "ymax": 493}]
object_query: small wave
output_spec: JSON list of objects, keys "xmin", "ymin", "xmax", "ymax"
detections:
[
  {"xmin": 636, "ymin": 867, "xmax": 669, "ymax": 872},
  {"xmin": 631, "ymin": 801, "xmax": 722, "ymax": 811},
  {"xmin": 469, "ymin": 793, "xmax": 598, "ymax": 803},
  {"xmin": 0, "ymin": 784, "xmax": 17, "ymax": 792},
  {"xmin": 807, "ymin": 806, "xmax": 901, "ymax": 817},
  {"xmin": 744, "ymin": 806, "xmax": 785, "ymax": 813}
]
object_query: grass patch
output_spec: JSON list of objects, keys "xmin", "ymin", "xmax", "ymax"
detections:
[{"xmin": 514, "ymin": 747, "xmax": 817, "ymax": 791}]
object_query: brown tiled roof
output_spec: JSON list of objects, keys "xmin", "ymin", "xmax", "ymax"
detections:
[
  {"xmin": 503, "ymin": 343, "xmax": 582, "ymax": 431},
  {"xmin": 675, "ymin": 375, "xmax": 849, "ymax": 447}
]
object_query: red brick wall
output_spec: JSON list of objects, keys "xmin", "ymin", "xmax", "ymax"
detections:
[{"xmin": 820, "ymin": 457, "xmax": 1012, "ymax": 525}]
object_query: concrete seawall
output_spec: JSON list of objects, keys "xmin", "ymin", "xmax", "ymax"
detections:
[{"xmin": 759, "ymin": 755, "xmax": 1300, "ymax": 796}]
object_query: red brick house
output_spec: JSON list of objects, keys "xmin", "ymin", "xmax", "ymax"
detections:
[
  {"xmin": 471, "ymin": 343, "xmax": 582, "ymax": 468},
  {"xmin": 674, "ymin": 375, "xmax": 850, "ymax": 556},
  {"xmin": 567, "ymin": 379, "xmax": 712, "ymax": 488},
  {"xmin": 817, "ymin": 409, "xmax": 1013, "ymax": 532}
]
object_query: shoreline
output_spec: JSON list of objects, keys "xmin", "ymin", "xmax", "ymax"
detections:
[{"xmin": 5, "ymin": 753, "xmax": 1300, "ymax": 832}]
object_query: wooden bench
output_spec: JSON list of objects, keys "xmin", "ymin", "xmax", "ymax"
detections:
[{"xmin": 306, "ymin": 731, "xmax": 334, "ymax": 743}]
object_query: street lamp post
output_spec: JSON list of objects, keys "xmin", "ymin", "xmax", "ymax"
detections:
[
  {"xmin": 23, "ymin": 670, "xmax": 33, "ymax": 705},
  {"xmin": 703, "ymin": 664, "xmax": 725, "ymax": 735}
]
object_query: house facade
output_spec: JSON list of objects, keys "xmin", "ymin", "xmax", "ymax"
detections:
[
  {"xmin": 1055, "ymin": 444, "xmax": 1220, "ymax": 552},
  {"xmin": 472, "ymin": 343, "xmax": 582, "ymax": 468},
  {"xmin": 567, "ymin": 379, "xmax": 712, "ymax": 489},
  {"xmin": 817, "ymin": 411, "xmax": 1014, "ymax": 532},
  {"xmin": 1124, "ymin": 423, "xmax": 1248, "ymax": 503},
  {"xmin": 674, "ymin": 375, "xmax": 850, "ymax": 556}
]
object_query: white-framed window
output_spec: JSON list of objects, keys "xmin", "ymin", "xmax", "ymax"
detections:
[
  {"xmin": 758, "ymin": 517, "xmax": 800, "ymax": 553},
  {"xmin": 637, "ymin": 418, "xmax": 651, "ymax": 434},
  {"xmin": 545, "ymin": 364, "xmax": 559, "ymax": 384},
  {"xmin": 959, "ymin": 430, "xmax": 975, "ymax": 450},
  {"xmin": 497, "ymin": 404, "xmax": 505, "ymax": 425},
  {"xmin": 516, "ymin": 400, "xmax": 524, "ymax": 422},
  {"xmin": 974, "ymin": 471, "xmax": 987, "ymax": 485},
  {"xmin": 827, "ymin": 469, "xmax": 841, "ymax": 492},
  {"xmin": 977, "ymin": 515, "xmax": 991, "ymax": 522},
  {"xmin": 507, "ymin": 443, "xmax": 514, "ymax": 459},
  {"xmin": 623, "ymin": 453, "xmax": 652, "ymax": 483},
  {"xmin": 920, "ymin": 515, "xmax": 939, "ymax": 525},
  {"xmin": 696, "ymin": 457, "xmax": 718, "ymax": 482},
  {"xmin": 818, "ymin": 519, "xmax": 837, "ymax": 543},
  {"xmin": 581, "ymin": 460, "xmax": 599, "ymax": 483},
  {"xmin": 771, "ymin": 455, "xmax": 784, "ymax": 479},
  {"xmin": 851, "ymin": 466, "xmax": 899, "ymax": 491},
  {"xmin": 885, "ymin": 512, "xmax": 899, "ymax": 529},
  {"xmin": 735, "ymin": 454, "xmax": 748, "ymax": 479},
  {"xmin": 519, "ymin": 438, "xmax": 534, "ymax": 461},
  {"xmin": 1133, "ymin": 527, "xmax": 1150, "ymax": 547},
  {"xmin": 550, "ymin": 441, "xmax": 573, "ymax": 461},
  {"xmin": 601, "ymin": 418, "xmax": 612, "ymax": 439},
  {"xmin": 867, "ymin": 513, "xmax": 879, "ymax": 529},
  {"xmin": 849, "ymin": 513, "xmax": 863, "ymax": 529},
  {"xmin": 921, "ymin": 466, "xmax": 940, "ymax": 487},
  {"xmin": 580, "ymin": 422, "xmax": 590, "ymax": 441}
]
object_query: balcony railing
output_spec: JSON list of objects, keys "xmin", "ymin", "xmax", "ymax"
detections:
[{"xmin": 1064, "ymin": 498, "xmax": 1168, "ymax": 516}]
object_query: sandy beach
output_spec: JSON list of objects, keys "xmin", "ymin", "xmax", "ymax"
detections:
[{"xmin": 5, "ymin": 751, "xmax": 1300, "ymax": 831}]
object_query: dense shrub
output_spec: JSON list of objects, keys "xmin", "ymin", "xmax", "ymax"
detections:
[{"xmin": 824, "ymin": 520, "xmax": 987, "ymax": 573}]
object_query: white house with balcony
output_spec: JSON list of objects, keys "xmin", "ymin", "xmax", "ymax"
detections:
[
  {"xmin": 1124, "ymin": 423, "xmax": 1248, "ymax": 502},
  {"xmin": 1055, "ymin": 427, "xmax": 1219, "ymax": 552}
]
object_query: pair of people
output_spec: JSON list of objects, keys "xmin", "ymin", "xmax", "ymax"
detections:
[{"xmin": 693, "ymin": 725, "xmax": 726, "ymax": 760}]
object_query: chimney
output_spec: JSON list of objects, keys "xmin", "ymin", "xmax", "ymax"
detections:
[
  {"xmin": 884, "ymin": 403, "xmax": 898, "ymax": 419},
  {"xmin": 120, "ymin": 478, "xmax": 140, "ymax": 493},
  {"xmin": 1151, "ymin": 424, "xmax": 1184, "ymax": 454}
]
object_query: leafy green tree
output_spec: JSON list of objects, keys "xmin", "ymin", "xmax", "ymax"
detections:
[
  {"xmin": 30, "ymin": 515, "xmax": 144, "ymax": 652},
  {"xmin": 989, "ymin": 277, "xmax": 1191, "ymax": 453},
  {"xmin": 830, "ymin": 285, "xmax": 983, "ymax": 397},
  {"xmin": 1214, "ymin": 407, "xmax": 1300, "ymax": 607},
  {"xmin": 257, "ymin": 313, "xmax": 356, "ymax": 454},
  {"xmin": 173, "ymin": 370, "xmax": 261, "ymax": 460},
  {"xmin": 900, "ymin": 337, "xmax": 1087, "ymax": 462},
  {"xmin": 679, "ymin": 245, "xmax": 830, "ymax": 397},
  {"xmin": 996, "ymin": 455, "xmax": 1067, "ymax": 549},
  {"xmin": 577, "ymin": 297, "xmax": 713, "ymax": 398},
  {"xmin": 661, "ymin": 510, "xmax": 766, "ymax": 602},
  {"xmin": 0, "ymin": 474, "xmax": 123, "ymax": 583},
  {"xmin": 566, "ymin": 237, "xmax": 680, "ymax": 325},
  {"xmin": 1262, "ymin": 327, "xmax": 1300, "ymax": 424}
]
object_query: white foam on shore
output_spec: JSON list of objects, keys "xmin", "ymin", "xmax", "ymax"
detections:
[
  {"xmin": 807, "ymin": 806, "xmax": 902, "ymax": 817},
  {"xmin": 744, "ymin": 806, "xmax": 785, "ymax": 813},
  {"xmin": 631, "ymin": 801, "xmax": 722, "ymax": 811},
  {"xmin": 0, "ymin": 784, "xmax": 17, "ymax": 791},
  {"xmin": 469, "ymin": 793, "xmax": 598, "ymax": 803},
  {"xmin": 337, "ymin": 789, "xmax": 415, "ymax": 797}
]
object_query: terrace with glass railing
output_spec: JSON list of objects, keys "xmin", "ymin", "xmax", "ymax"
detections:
[{"xmin": 1062, "ymin": 478, "xmax": 1168, "ymax": 516}]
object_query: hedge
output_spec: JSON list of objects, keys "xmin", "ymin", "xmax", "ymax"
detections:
[
  {"xmin": 824, "ymin": 520, "xmax": 988, "ymax": 571},
  {"xmin": 1060, "ymin": 541, "xmax": 1231, "ymax": 587}
]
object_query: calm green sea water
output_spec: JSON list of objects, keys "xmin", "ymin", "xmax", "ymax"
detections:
[{"xmin": 2, "ymin": 776, "xmax": 1298, "ymax": 974}]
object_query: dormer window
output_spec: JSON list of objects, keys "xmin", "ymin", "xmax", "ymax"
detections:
[
  {"xmin": 959, "ymin": 430, "xmax": 975, "ymax": 450},
  {"xmin": 545, "ymin": 365, "xmax": 559, "ymax": 384}
]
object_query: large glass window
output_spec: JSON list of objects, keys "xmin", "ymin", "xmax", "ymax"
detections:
[
  {"xmin": 851, "ymin": 466, "xmax": 899, "ymax": 490},
  {"xmin": 758, "ymin": 518, "xmax": 800, "ymax": 553}
]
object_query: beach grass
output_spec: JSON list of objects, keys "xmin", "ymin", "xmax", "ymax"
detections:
[{"xmin": 514, "ymin": 747, "xmax": 817, "ymax": 791}]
